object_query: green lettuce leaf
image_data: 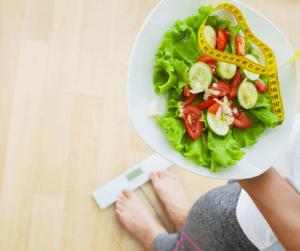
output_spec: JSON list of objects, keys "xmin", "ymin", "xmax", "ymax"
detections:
[
  {"xmin": 233, "ymin": 122, "xmax": 265, "ymax": 148},
  {"xmin": 182, "ymin": 134, "xmax": 210, "ymax": 166},
  {"xmin": 198, "ymin": 5, "xmax": 214, "ymax": 21},
  {"xmin": 207, "ymin": 130, "xmax": 245, "ymax": 172},
  {"xmin": 245, "ymin": 36, "xmax": 254, "ymax": 54},
  {"xmin": 165, "ymin": 33, "xmax": 202, "ymax": 67},
  {"xmin": 249, "ymin": 108, "xmax": 281, "ymax": 128},
  {"xmin": 164, "ymin": 90, "xmax": 181, "ymax": 117},
  {"xmin": 224, "ymin": 44, "xmax": 232, "ymax": 54},
  {"xmin": 153, "ymin": 57, "xmax": 191, "ymax": 95},
  {"xmin": 205, "ymin": 15, "xmax": 231, "ymax": 30},
  {"xmin": 254, "ymin": 92, "xmax": 272, "ymax": 109},
  {"xmin": 157, "ymin": 116, "xmax": 185, "ymax": 151},
  {"xmin": 153, "ymin": 57, "xmax": 178, "ymax": 95},
  {"xmin": 260, "ymin": 74, "xmax": 268, "ymax": 85},
  {"xmin": 173, "ymin": 59, "xmax": 191, "ymax": 91}
]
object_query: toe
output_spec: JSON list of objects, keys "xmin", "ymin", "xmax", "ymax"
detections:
[
  {"xmin": 116, "ymin": 201, "xmax": 124, "ymax": 211},
  {"xmin": 117, "ymin": 196, "xmax": 126, "ymax": 205},
  {"xmin": 165, "ymin": 170, "xmax": 172, "ymax": 178},
  {"xmin": 123, "ymin": 187, "xmax": 133, "ymax": 198},
  {"xmin": 157, "ymin": 170, "xmax": 165, "ymax": 178},
  {"xmin": 168, "ymin": 171, "xmax": 179, "ymax": 180},
  {"xmin": 118, "ymin": 193, "xmax": 127, "ymax": 202},
  {"xmin": 116, "ymin": 208, "xmax": 122, "ymax": 215},
  {"xmin": 150, "ymin": 171, "xmax": 159, "ymax": 182}
]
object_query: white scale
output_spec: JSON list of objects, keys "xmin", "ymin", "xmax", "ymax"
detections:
[{"xmin": 92, "ymin": 153, "xmax": 173, "ymax": 210}]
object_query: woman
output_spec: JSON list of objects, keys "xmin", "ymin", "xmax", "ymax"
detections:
[{"xmin": 116, "ymin": 114, "xmax": 300, "ymax": 251}]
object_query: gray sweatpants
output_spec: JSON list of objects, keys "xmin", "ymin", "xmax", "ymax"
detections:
[{"xmin": 153, "ymin": 181, "xmax": 259, "ymax": 251}]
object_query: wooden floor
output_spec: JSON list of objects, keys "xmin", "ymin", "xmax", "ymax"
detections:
[{"xmin": 0, "ymin": 0, "xmax": 299, "ymax": 250}]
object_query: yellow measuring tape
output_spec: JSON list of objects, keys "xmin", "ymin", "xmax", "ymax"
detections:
[{"xmin": 198, "ymin": 3, "xmax": 300, "ymax": 123}]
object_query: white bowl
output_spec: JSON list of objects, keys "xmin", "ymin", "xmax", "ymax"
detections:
[{"xmin": 127, "ymin": 0, "xmax": 298, "ymax": 179}]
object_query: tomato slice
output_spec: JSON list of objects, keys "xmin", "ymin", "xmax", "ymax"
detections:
[
  {"xmin": 184, "ymin": 94, "xmax": 196, "ymax": 105},
  {"xmin": 254, "ymin": 79, "xmax": 268, "ymax": 93},
  {"xmin": 208, "ymin": 102, "xmax": 221, "ymax": 115},
  {"xmin": 182, "ymin": 105, "xmax": 202, "ymax": 119},
  {"xmin": 183, "ymin": 85, "xmax": 196, "ymax": 105},
  {"xmin": 235, "ymin": 36, "xmax": 246, "ymax": 56},
  {"xmin": 227, "ymin": 68, "xmax": 244, "ymax": 99},
  {"xmin": 232, "ymin": 109, "xmax": 252, "ymax": 128},
  {"xmin": 217, "ymin": 27, "xmax": 226, "ymax": 51},
  {"xmin": 183, "ymin": 119, "xmax": 204, "ymax": 141},
  {"xmin": 197, "ymin": 55, "xmax": 217, "ymax": 64},
  {"xmin": 207, "ymin": 62, "xmax": 220, "ymax": 77},
  {"xmin": 183, "ymin": 85, "xmax": 190, "ymax": 97},
  {"xmin": 182, "ymin": 105, "xmax": 203, "ymax": 141},
  {"xmin": 208, "ymin": 82, "xmax": 231, "ymax": 98},
  {"xmin": 196, "ymin": 98, "xmax": 217, "ymax": 110},
  {"xmin": 224, "ymin": 29, "xmax": 231, "ymax": 44}
]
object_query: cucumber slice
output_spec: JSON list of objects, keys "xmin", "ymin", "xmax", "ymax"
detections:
[
  {"xmin": 207, "ymin": 112, "xmax": 230, "ymax": 136},
  {"xmin": 204, "ymin": 25, "xmax": 217, "ymax": 48},
  {"xmin": 237, "ymin": 80, "xmax": 258, "ymax": 109},
  {"xmin": 188, "ymin": 62, "xmax": 212, "ymax": 90},
  {"xmin": 240, "ymin": 54, "xmax": 260, "ymax": 81},
  {"xmin": 216, "ymin": 61, "xmax": 237, "ymax": 80}
]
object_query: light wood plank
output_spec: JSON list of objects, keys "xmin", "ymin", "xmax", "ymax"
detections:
[
  {"xmin": 28, "ymin": 195, "xmax": 64, "ymax": 251},
  {"xmin": 45, "ymin": 0, "xmax": 84, "ymax": 93},
  {"xmin": 75, "ymin": 0, "xmax": 114, "ymax": 97},
  {"xmin": 0, "ymin": 39, "xmax": 50, "ymax": 251},
  {"xmin": 0, "ymin": 0, "xmax": 28, "ymax": 198},
  {"xmin": 32, "ymin": 92, "xmax": 74, "ymax": 196},
  {"xmin": 59, "ymin": 95, "xmax": 104, "ymax": 251}
]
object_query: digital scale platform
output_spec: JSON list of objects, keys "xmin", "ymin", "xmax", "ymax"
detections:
[{"xmin": 92, "ymin": 153, "xmax": 173, "ymax": 210}]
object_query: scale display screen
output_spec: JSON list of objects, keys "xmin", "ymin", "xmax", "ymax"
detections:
[{"xmin": 126, "ymin": 167, "xmax": 143, "ymax": 181}]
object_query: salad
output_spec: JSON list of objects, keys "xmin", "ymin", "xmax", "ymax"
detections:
[{"xmin": 151, "ymin": 5, "xmax": 281, "ymax": 172}]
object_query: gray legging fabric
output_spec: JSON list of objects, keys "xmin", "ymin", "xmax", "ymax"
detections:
[{"xmin": 153, "ymin": 181, "xmax": 259, "ymax": 251}]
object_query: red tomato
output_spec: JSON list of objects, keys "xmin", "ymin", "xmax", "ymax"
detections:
[
  {"xmin": 182, "ymin": 85, "xmax": 196, "ymax": 105},
  {"xmin": 182, "ymin": 105, "xmax": 202, "ymax": 119},
  {"xmin": 197, "ymin": 55, "xmax": 217, "ymax": 64},
  {"xmin": 182, "ymin": 105, "xmax": 203, "ymax": 141},
  {"xmin": 235, "ymin": 36, "xmax": 246, "ymax": 56},
  {"xmin": 208, "ymin": 82, "xmax": 231, "ymax": 98},
  {"xmin": 184, "ymin": 93, "xmax": 197, "ymax": 105},
  {"xmin": 254, "ymin": 79, "xmax": 268, "ymax": 93},
  {"xmin": 183, "ymin": 85, "xmax": 190, "ymax": 97},
  {"xmin": 224, "ymin": 29, "xmax": 231, "ymax": 44},
  {"xmin": 227, "ymin": 68, "xmax": 244, "ymax": 99},
  {"xmin": 207, "ymin": 62, "xmax": 220, "ymax": 77},
  {"xmin": 197, "ymin": 56, "xmax": 219, "ymax": 77},
  {"xmin": 233, "ymin": 109, "xmax": 252, "ymax": 128},
  {"xmin": 196, "ymin": 99, "xmax": 217, "ymax": 110},
  {"xmin": 208, "ymin": 102, "xmax": 221, "ymax": 114},
  {"xmin": 217, "ymin": 27, "xmax": 226, "ymax": 51}
]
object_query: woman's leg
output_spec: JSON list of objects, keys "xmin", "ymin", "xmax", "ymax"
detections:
[{"xmin": 153, "ymin": 173, "xmax": 259, "ymax": 251}]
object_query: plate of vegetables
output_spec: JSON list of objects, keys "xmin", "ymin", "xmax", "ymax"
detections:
[{"xmin": 127, "ymin": 0, "xmax": 298, "ymax": 179}]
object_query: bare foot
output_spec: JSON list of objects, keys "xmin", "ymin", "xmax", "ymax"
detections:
[
  {"xmin": 150, "ymin": 170, "xmax": 190, "ymax": 231},
  {"xmin": 116, "ymin": 188, "xmax": 167, "ymax": 250}
]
